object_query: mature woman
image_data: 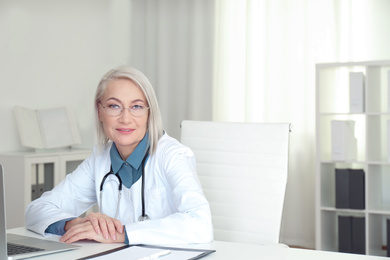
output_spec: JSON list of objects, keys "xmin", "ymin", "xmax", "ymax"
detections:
[{"xmin": 25, "ymin": 66, "xmax": 213, "ymax": 245}]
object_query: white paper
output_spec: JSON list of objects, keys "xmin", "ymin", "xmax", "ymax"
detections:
[
  {"xmin": 90, "ymin": 246, "xmax": 204, "ymax": 260},
  {"xmin": 388, "ymin": 70, "xmax": 390, "ymax": 112},
  {"xmin": 331, "ymin": 120, "xmax": 357, "ymax": 161},
  {"xmin": 349, "ymin": 72, "xmax": 365, "ymax": 113}
]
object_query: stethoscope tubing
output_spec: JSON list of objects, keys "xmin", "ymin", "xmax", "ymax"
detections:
[{"xmin": 99, "ymin": 149, "xmax": 150, "ymax": 221}]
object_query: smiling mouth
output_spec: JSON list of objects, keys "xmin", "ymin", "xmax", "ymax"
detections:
[{"xmin": 117, "ymin": 128, "xmax": 134, "ymax": 133}]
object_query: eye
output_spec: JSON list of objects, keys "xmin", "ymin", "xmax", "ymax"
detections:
[
  {"xmin": 131, "ymin": 104, "xmax": 144, "ymax": 110},
  {"xmin": 108, "ymin": 104, "xmax": 122, "ymax": 110}
]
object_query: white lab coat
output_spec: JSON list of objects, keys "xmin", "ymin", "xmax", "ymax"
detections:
[{"xmin": 25, "ymin": 133, "xmax": 213, "ymax": 245}]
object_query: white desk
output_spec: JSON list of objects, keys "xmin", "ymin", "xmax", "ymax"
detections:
[{"xmin": 8, "ymin": 228, "xmax": 387, "ymax": 260}]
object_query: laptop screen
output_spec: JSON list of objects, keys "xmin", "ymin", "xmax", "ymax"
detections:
[{"xmin": 0, "ymin": 165, "xmax": 8, "ymax": 259}]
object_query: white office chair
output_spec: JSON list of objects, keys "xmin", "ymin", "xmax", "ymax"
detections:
[{"xmin": 180, "ymin": 120, "xmax": 290, "ymax": 245}]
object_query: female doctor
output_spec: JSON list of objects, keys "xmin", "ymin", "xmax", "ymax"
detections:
[{"xmin": 25, "ymin": 66, "xmax": 213, "ymax": 245}]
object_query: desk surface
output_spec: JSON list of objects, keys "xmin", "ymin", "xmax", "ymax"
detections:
[{"xmin": 8, "ymin": 228, "xmax": 387, "ymax": 260}]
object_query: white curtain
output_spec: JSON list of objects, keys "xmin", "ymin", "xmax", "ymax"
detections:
[
  {"xmin": 130, "ymin": 0, "xmax": 215, "ymax": 140},
  {"xmin": 213, "ymin": 0, "xmax": 390, "ymax": 248}
]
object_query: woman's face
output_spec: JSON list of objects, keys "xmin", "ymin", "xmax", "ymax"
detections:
[{"xmin": 98, "ymin": 78, "xmax": 149, "ymax": 159}]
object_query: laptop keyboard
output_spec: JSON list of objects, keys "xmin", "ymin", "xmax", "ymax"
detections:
[{"xmin": 7, "ymin": 242, "xmax": 45, "ymax": 256}]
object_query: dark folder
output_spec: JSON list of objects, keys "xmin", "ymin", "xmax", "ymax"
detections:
[
  {"xmin": 349, "ymin": 169, "xmax": 365, "ymax": 210},
  {"xmin": 335, "ymin": 168, "xmax": 365, "ymax": 209},
  {"xmin": 351, "ymin": 217, "xmax": 365, "ymax": 254},
  {"xmin": 387, "ymin": 219, "xmax": 390, "ymax": 257},
  {"xmin": 336, "ymin": 169, "xmax": 350, "ymax": 209},
  {"xmin": 338, "ymin": 216, "xmax": 352, "ymax": 253},
  {"xmin": 338, "ymin": 216, "xmax": 366, "ymax": 254}
]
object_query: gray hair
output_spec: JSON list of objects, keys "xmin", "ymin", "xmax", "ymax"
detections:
[{"xmin": 94, "ymin": 66, "xmax": 163, "ymax": 155}]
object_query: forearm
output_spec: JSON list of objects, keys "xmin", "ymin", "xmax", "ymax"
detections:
[
  {"xmin": 125, "ymin": 210, "xmax": 213, "ymax": 245},
  {"xmin": 25, "ymin": 199, "xmax": 79, "ymax": 236},
  {"xmin": 45, "ymin": 218, "xmax": 76, "ymax": 236}
]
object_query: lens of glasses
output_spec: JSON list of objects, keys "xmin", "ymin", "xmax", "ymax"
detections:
[{"xmin": 102, "ymin": 104, "xmax": 149, "ymax": 117}]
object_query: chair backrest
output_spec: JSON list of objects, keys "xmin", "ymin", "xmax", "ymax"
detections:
[{"xmin": 180, "ymin": 120, "xmax": 290, "ymax": 244}]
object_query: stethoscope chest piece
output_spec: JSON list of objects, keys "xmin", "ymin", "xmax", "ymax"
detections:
[{"xmin": 138, "ymin": 214, "xmax": 150, "ymax": 222}]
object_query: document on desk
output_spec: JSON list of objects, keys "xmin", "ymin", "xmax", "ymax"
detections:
[{"xmin": 79, "ymin": 245, "xmax": 215, "ymax": 260}]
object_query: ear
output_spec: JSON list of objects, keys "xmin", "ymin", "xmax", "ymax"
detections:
[{"xmin": 97, "ymin": 104, "xmax": 103, "ymax": 121}]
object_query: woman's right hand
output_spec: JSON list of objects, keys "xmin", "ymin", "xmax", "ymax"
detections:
[{"xmin": 82, "ymin": 212, "xmax": 124, "ymax": 240}]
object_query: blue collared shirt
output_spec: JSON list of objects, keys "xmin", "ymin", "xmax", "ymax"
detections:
[{"xmin": 110, "ymin": 132, "xmax": 149, "ymax": 188}]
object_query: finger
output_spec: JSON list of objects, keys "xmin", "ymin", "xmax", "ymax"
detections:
[
  {"xmin": 83, "ymin": 213, "xmax": 122, "ymax": 240},
  {"xmin": 60, "ymin": 222, "xmax": 104, "ymax": 244},
  {"xmin": 60, "ymin": 221, "xmax": 125, "ymax": 244},
  {"xmin": 83, "ymin": 213, "xmax": 101, "ymax": 235},
  {"xmin": 114, "ymin": 219, "xmax": 124, "ymax": 234},
  {"xmin": 105, "ymin": 218, "xmax": 118, "ymax": 241},
  {"xmin": 60, "ymin": 222, "xmax": 90, "ymax": 243},
  {"xmin": 98, "ymin": 216, "xmax": 110, "ymax": 240}
]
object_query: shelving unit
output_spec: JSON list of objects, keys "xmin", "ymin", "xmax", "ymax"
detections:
[
  {"xmin": 316, "ymin": 60, "xmax": 390, "ymax": 257},
  {"xmin": 0, "ymin": 148, "xmax": 91, "ymax": 229}
]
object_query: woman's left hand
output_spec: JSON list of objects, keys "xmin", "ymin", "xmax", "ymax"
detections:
[{"xmin": 60, "ymin": 213, "xmax": 125, "ymax": 244}]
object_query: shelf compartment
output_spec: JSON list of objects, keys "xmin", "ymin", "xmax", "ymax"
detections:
[
  {"xmin": 320, "ymin": 210, "xmax": 338, "ymax": 251},
  {"xmin": 367, "ymin": 164, "xmax": 390, "ymax": 211},
  {"xmin": 368, "ymin": 213, "xmax": 390, "ymax": 256},
  {"xmin": 317, "ymin": 66, "xmax": 366, "ymax": 114},
  {"xmin": 366, "ymin": 115, "xmax": 390, "ymax": 162},
  {"xmin": 320, "ymin": 210, "xmax": 366, "ymax": 252},
  {"xmin": 320, "ymin": 162, "xmax": 366, "ymax": 208},
  {"xmin": 318, "ymin": 114, "xmax": 366, "ymax": 162},
  {"xmin": 366, "ymin": 66, "xmax": 390, "ymax": 114}
]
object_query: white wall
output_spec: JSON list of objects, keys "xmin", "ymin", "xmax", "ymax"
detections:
[{"xmin": 0, "ymin": 0, "xmax": 131, "ymax": 152}]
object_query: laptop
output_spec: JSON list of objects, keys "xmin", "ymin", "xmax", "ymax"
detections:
[{"xmin": 0, "ymin": 165, "xmax": 79, "ymax": 260}]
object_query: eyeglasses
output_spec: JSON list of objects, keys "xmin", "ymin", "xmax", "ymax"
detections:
[{"xmin": 100, "ymin": 103, "xmax": 149, "ymax": 117}]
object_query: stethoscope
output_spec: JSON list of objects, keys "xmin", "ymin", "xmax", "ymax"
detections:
[{"xmin": 99, "ymin": 150, "xmax": 150, "ymax": 222}]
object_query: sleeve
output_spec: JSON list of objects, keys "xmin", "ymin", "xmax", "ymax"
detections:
[
  {"xmin": 45, "ymin": 218, "xmax": 75, "ymax": 236},
  {"xmin": 25, "ymin": 149, "xmax": 98, "ymax": 236},
  {"xmin": 125, "ymin": 140, "xmax": 213, "ymax": 245}
]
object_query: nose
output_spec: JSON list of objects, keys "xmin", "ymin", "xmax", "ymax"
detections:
[{"xmin": 118, "ymin": 108, "xmax": 133, "ymax": 123}]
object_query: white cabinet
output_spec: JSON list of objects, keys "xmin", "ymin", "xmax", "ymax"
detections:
[
  {"xmin": 316, "ymin": 60, "xmax": 390, "ymax": 256},
  {"xmin": 0, "ymin": 149, "xmax": 91, "ymax": 229}
]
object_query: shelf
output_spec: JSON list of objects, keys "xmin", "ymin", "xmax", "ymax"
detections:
[
  {"xmin": 319, "ymin": 161, "xmax": 390, "ymax": 165},
  {"xmin": 320, "ymin": 112, "xmax": 390, "ymax": 116},
  {"xmin": 321, "ymin": 207, "xmax": 366, "ymax": 214},
  {"xmin": 0, "ymin": 149, "xmax": 91, "ymax": 228},
  {"xmin": 316, "ymin": 60, "xmax": 390, "ymax": 256}
]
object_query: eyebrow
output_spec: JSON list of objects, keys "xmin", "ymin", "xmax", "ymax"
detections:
[{"xmin": 106, "ymin": 97, "xmax": 147, "ymax": 104}]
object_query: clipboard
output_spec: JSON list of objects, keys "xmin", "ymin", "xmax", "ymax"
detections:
[{"xmin": 77, "ymin": 244, "xmax": 216, "ymax": 260}]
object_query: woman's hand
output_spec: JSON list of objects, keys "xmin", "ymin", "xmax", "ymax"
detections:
[
  {"xmin": 60, "ymin": 212, "xmax": 124, "ymax": 243},
  {"xmin": 60, "ymin": 220, "xmax": 125, "ymax": 244},
  {"xmin": 81, "ymin": 212, "xmax": 124, "ymax": 240}
]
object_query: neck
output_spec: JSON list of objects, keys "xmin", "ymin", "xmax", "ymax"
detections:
[{"xmin": 117, "ymin": 146, "xmax": 136, "ymax": 161}]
